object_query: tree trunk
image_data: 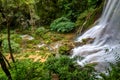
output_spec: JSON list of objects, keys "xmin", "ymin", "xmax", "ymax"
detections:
[
  {"xmin": 0, "ymin": 41, "xmax": 12, "ymax": 80},
  {"xmin": 7, "ymin": 19, "xmax": 15, "ymax": 63}
]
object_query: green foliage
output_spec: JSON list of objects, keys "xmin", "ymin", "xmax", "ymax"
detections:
[
  {"xmin": 12, "ymin": 60, "xmax": 50, "ymax": 80},
  {"xmin": 50, "ymin": 17, "xmax": 70, "ymax": 31},
  {"xmin": 11, "ymin": 34, "xmax": 22, "ymax": 44},
  {"xmin": 75, "ymin": 8, "xmax": 95, "ymax": 28},
  {"xmin": 1, "ymin": 56, "xmax": 120, "ymax": 80},
  {"xmin": 0, "ymin": 59, "xmax": 50, "ymax": 80},
  {"xmin": 58, "ymin": 45, "xmax": 70, "ymax": 55},
  {"xmin": 50, "ymin": 17, "xmax": 75, "ymax": 33},
  {"xmin": 2, "ymin": 40, "xmax": 20, "ymax": 53},
  {"xmin": 56, "ymin": 22, "xmax": 75, "ymax": 32},
  {"xmin": 0, "ymin": 0, "xmax": 101, "ymax": 30},
  {"xmin": 0, "ymin": 68, "xmax": 7, "ymax": 80},
  {"xmin": 100, "ymin": 63, "xmax": 120, "ymax": 80},
  {"xmin": 0, "ymin": 0, "xmax": 38, "ymax": 30},
  {"xmin": 35, "ymin": 0, "xmax": 100, "ymax": 25},
  {"xmin": 45, "ymin": 56, "xmax": 97, "ymax": 80},
  {"xmin": 35, "ymin": 27, "xmax": 47, "ymax": 37},
  {"xmin": 87, "ymin": 0, "xmax": 99, "ymax": 8},
  {"xmin": 75, "ymin": 2, "xmax": 103, "ymax": 33}
]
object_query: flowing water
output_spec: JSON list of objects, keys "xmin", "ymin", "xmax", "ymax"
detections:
[{"xmin": 72, "ymin": 0, "xmax": 120, "ymax": 73}]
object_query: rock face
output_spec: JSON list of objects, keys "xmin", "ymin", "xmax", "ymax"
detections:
[{"xmin": 72, "ymin": 0, "xmax": 120, "ymax": 73}]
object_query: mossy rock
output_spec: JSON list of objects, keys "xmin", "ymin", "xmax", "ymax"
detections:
[{"xmin": 58, "ymin": 40, "xmax": 75, "ymax": 55}]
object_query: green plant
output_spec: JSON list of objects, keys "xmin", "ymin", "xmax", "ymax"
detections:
[
  {"xmin": 35, "ymin": 27, "xmax": 47, "ymax": 36},
  {"xmin": 0, "ymin": 69, "xmax": 8, "ymax": 80},
  {"xmin": 11, "ymin": 34, "xmax": 22, "ymax": 44},
  {"xmin": 0, "ymin": 59, "xmax": 50, "ymax": 80},
  {"xmin": 45, "ymin": 55, "xmax": 97, "ymax": 80},
  {"xmin": 58, "ymin": 45, "xmax": 70, "ymax": 55},
  {"xmin": 0, "ymin": 0, "xmax": 39, "ymax": 30},
  {"xmin": 75, "ymin": 1, "xmax": 103, "ymax": 34},
  {"xmin": 2, "ymin": 40, "xmax": 20, "ymax": 53},
  {"xmin": 11, "ymin": 60, "xmax": 42, "ymax": 80},
  {"xmin": 35, "ymin": 0, "xmax": 100, "ymax": 25},
  {"xmin": 50, "ymin": 17, "xmax": 75, "ymax": 33},
  {"xmin": 100, "ymin": 63, "xmax": 120, "ymax": 80}
]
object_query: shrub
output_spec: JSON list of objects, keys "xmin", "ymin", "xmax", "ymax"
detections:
[
  {"xmin": 35, "ymin": 0, "xmax": 100, "ymax": 25},
  {"xmin": 11, "ymin": 60, "xmax": 50, "ymax": 80},
  {"xmin": 50, "ymin": 17, "xmax": 75, "ymax": 33},
  {"xmin": 0, "ymin": 69, "xmax": 7, "ymax": 80},
  {"xmin": 45, "ymin": 55, "xmax": 97, "ymax": 80},
  {"xmin": 2, "ymin": 40, "xmax": 20, "ymax": 53},
  {"xmin": 35, "ymin": 27, "xmax": 47, "ymax": 36},
  {"xmin": 11, "ymin": 34, "xmax": 22, "ymax": 44},
  {"xmin": 0, "ymin": 59, "xmax": 50, "ymax": 80}
]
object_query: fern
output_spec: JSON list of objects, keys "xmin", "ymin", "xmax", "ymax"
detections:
[{"xmin": 50, "ymin": 17, "xmax": 75, "ymax": 33}]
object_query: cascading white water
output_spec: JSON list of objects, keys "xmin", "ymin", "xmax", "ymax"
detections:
[{"xmin": 72, "ymin": 0, "xmax": 120, "ymax": 73}]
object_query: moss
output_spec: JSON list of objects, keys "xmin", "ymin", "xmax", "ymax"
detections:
[
  {"xmin": 75, "ymin": 1, "xmax": 104, "ymax": 34},
  {"xmin": 58, "ymin": 45, "xmax": 71, "ymax": 55}
]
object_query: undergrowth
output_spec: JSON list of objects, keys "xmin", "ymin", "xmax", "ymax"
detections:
[
  {"xmin": 50, "ymin": 17, "xmax": 75, "ymax": 33},
  {"xmin": 0, "ymin": 55, "xmax": 120, "ymax": 80},
  {"xmin": 2, "ymin": 40, "xmax": 20, "ymax": 53}
]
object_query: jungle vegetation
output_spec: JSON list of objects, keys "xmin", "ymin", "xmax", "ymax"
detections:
[{"xmin": 1, "ymin": 0, "xmax": 120, "ymax": 80}]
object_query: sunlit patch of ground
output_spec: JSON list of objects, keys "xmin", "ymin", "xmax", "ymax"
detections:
[{"xmin": 4, "ymin": 31, "xmax": 76, "ymax": 63}]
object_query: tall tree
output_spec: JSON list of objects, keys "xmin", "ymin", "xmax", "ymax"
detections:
[
  {"xmin": 7, "ymin": 16, "xmax": 15, "ymax": 63},
  {"xmin": 0, "ymin": 40, "xmax": 12, "ymax": 80}
]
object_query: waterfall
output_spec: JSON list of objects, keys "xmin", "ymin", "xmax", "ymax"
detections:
[{"xmin": 72, "ymin": 0, "xmax": 120, "ymax": 73}]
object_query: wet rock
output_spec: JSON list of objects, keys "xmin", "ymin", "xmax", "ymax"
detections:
[
  {"xmin": 37, "ymin": 43, "xmax": 46, "ymax": 48},
  {"xmin": 21, "ymin": 34, "xmax": 34, "ymax": 40}
]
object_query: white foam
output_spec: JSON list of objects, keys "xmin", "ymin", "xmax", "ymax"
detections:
[{"xmin": 72, "ymin": 0, "xmax": 120, "ymax": 72}]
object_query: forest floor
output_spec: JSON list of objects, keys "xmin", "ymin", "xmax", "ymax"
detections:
[{"xmin": 3, "ymin": 28, "xmax": 77, "ymax": 63}]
